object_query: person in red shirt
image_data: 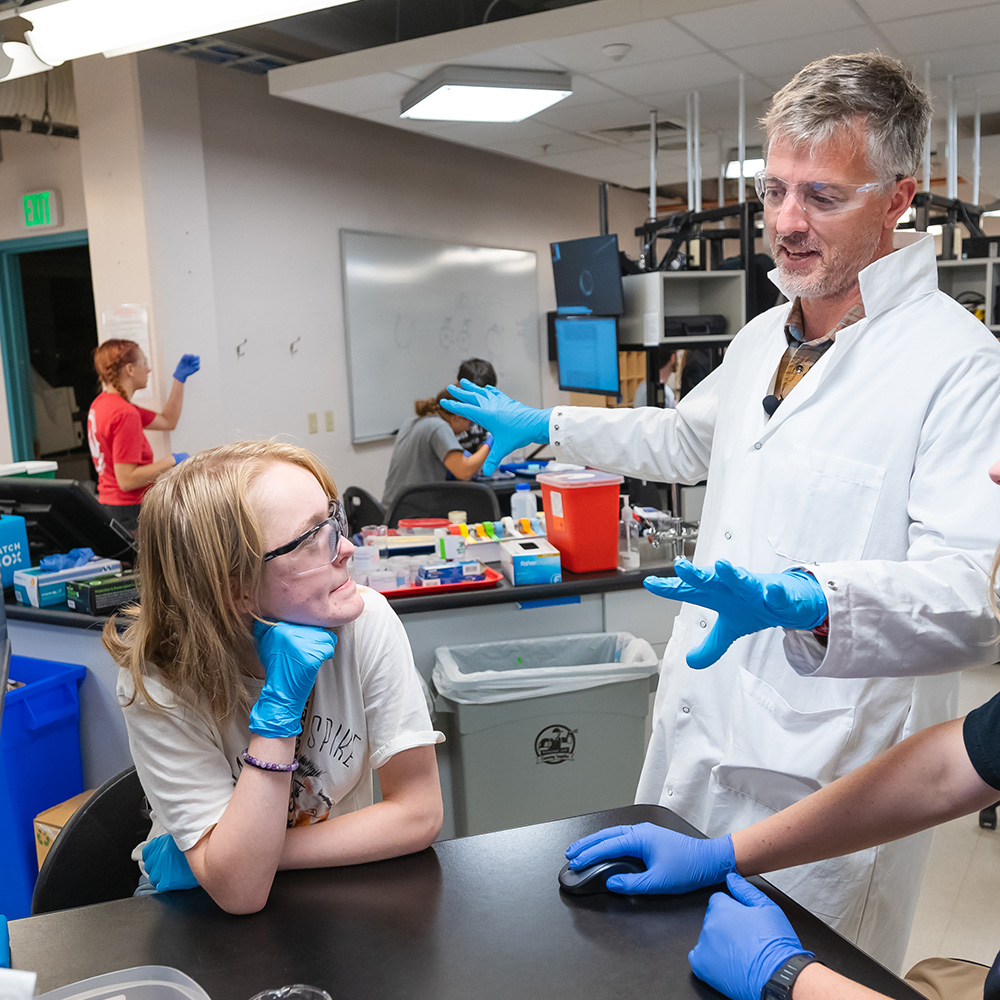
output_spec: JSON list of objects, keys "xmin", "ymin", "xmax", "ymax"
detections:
[{"xmin": 87, "ymin": 339, "xmax": 200, "ymax": 534}]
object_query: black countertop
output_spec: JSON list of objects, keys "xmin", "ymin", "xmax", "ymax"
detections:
[
  {"xmin": 10, "ymin": 805, "xmax": 922, "ymax": 1000},
  {"xmin": 5, "ymin": 563, "xmax": 673, "ymax": 628}
]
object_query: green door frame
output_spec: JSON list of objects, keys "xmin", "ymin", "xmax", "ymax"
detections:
[{"xmin": 0, "ymin": 229, "xmax": 89, "ymax": 461}]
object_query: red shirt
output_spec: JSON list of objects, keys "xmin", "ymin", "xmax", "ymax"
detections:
[{"xmin": 87, "ymin": 392, "xmax": 157, "ymax": 505}]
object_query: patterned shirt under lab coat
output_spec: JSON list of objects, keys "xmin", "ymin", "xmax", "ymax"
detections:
[{"xmin": 548, "ymin": 231, "xmax": 1000, "ymax": 971}]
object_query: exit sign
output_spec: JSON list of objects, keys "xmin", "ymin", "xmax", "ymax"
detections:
[{"xmin": 22, "ymin": 190, "xmax": 60, "ymax": 229}]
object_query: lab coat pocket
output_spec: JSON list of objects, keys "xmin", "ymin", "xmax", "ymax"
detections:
[
  {"xmin": 766, "ymin": 446, "xmax": 885, "ymax": 563},
  {"xmin": 713, "ymin": 666, "xmax": 855, "ymax": 814}
]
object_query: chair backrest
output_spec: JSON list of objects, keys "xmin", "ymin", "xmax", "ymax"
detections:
[
  {"xmin": 31, "ymin": 765, "xmax": 151, "ymax": 914},
  {"xmin": 385, "ymin": 481, "xmax": 501, "ymax": 528},
  {"xmin": 342, "ymin": 486, "xmax": 386, "ymax": 537}
]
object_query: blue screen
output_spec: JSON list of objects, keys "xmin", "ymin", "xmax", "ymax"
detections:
[{"xmin": 555, "ymin": 316, "xmax": 620, "ymax": 395}]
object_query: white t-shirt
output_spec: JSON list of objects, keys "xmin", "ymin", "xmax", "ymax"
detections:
[{"xmin": 118, "ymin": 588, "xmax": 444, "ymax": 869}]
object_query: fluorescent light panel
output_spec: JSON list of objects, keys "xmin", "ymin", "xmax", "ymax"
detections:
[
  {"xmin": 401, "ymin": 65, "xmax": 572, "ymax": 123},
  {"xmin": 5, "ymin": 0, "xmax": 361, "ymax": 70}
]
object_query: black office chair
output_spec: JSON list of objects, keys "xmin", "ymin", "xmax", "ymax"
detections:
[
  {"xmin": 385, "ymin": 482, "xmax": 501, "ymax": 528},
  {"xmin": 32, "ymin": 765, "xmax": 151, "ymax": 914},
  {"xmin": 342, "ymin": 486, "xmax": 386, "ymax": 536}
]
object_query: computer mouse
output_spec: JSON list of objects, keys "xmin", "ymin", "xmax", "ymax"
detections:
[{"xmin": 557, "ymin": 856, "xmax": 646, "ymax": 896}]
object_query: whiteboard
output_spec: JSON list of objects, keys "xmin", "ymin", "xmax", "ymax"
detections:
[{"xmin": 341, "ymin": 230, "xmax": 541, "ymax": 443}]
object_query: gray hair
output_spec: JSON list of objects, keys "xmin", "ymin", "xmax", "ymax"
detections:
[{"xmin": 760, "ymin": 52, "xmax": 931, "ymax": 179}]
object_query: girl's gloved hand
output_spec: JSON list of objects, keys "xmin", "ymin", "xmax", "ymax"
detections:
[
  {"xmin": 644, "ymin": 559, "xmax": 828, "ymax": 669},
  {"xmin": 440, "ymin": 380, "xmax": 551, "ymax": 476},
  {"xmin": 689, "ymin": 873, "xmax": 813, "ymax": 1000},
  {"xmin": 173, "ymin": 354, "xmax": 200, "ymax": 382},
  {"xmin": 172, "ymin": 452, "xmax": 189, "ymax": 465},
  {"xmin": 141, "ymin": 834, "xmax": 199, "ymax": 892},
  {"xmin": 565, "ymin": 823, "xmax": 734, "ymax": 895},
  {"xmin": 249, "ymin": 622, "xmax": 338, "ymax": 738}
]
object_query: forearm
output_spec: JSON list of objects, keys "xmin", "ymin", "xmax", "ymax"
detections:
[
  {"xmin": 733, "ymin": 719, "xmax": 997, "ymax": 875},
  {"xmin": 792, "ymin": 962, "xmax": 887, "ymax": 1000},
  {"xmin": 114, "ymin": 456, "xmax": 177, "ymax": 491},
  {"xmin": 185, "ymin": 734, "xmax": 297, "ymax": 914},
  {"xmin": 443, "ymin": 444, "xmax": 489, "ymax": 480},
  {"xmin": 157, "ymin": 379, "xmax": 185, "ymax": 429},
  {"xmin": 282, "ymin": 744, "xmax": 443, "ymax": 869}
]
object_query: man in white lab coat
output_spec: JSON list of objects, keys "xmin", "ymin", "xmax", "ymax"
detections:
[{"xmin": 443, "ymin": 52, "xmax": 1000, "ymax": 970}]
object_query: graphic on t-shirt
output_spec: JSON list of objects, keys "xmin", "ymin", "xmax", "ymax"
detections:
[
  {"xmin": 288, "ymin": 755, "xmax": 333, "ymax": 827},
  {"xmin": 87, "ymin": 409, "xmax": 105, "ymax": 475},
  {"xmin": 304, "ymin": 712, "xmax": 362, "ymax": 767}
]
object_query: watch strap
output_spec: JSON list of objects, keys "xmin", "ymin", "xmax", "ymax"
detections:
[{"xmin": 761, "ymin": 952, "xmax": 820, "ymax": 1000}]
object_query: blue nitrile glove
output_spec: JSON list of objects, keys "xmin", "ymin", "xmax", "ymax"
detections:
[
  {"xmin": 173, "ymin": 354, "xmax": 200, "ymax": 382},
  {"xmin": 39, "ymin": 547, "xmax": 95, "ymax": 571},
  {"xmin": 689, "ymin": 873, "xmax": 813, "ymax": 1000},
  {"xmin": 644, "ymin": 559, "xmax": 827, "ymax": 669},
  {"xmin": 172, "ymin": 452, "xmax": 189, "ymax": 465},
  {"xmin": 0, "ymin": 914, "xmax": 8, "ymax": 968},
  {"xmin": 440, "ymin": 380, "xmax": 551, "ymax": 477},
  {"xmin": 482, "ymin": 431, "xmax": 494, "ymax": 452},
  {"xmin": 565, "ymin": 823, "xmax": 735, "ymax": 895},
  {"xmin": 141, "ymin": 834, "xmax": 199, "ymax": 892},
  {"xmin": 249, "ymin": 621, "xmax": 338, "ymax": 738}
]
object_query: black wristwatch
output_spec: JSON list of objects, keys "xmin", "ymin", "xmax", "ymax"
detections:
[{"xmin": 760, "ymin": 953, "xmax": 820, "ymax": 1000}]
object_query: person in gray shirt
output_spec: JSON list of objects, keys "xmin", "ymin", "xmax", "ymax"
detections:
[{"xmin": 382, "ymin": 388, "xmax": 493, "ymax": 514}]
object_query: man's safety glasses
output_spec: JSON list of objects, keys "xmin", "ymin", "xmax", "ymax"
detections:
[
  {"xmin": 754, "ymin": 171, "xmax": 901, "ymax": 216},
  {"xmin": 263, "ymin": 500, "xmax": 350, "ymax": 577}
]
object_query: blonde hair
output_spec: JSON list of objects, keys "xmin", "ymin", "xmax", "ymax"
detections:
[
  {"xmin": 104, "ymin": 440, "xmax": 339, "ymax": 723},
  {"xmin": 415, "ymin": 388, "xmax": 457, "ymax": 419}
]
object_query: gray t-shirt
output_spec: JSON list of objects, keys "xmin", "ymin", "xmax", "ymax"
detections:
[{"xmin": 382, "ymin": 413, "xmax": 463, "ymax": 511}]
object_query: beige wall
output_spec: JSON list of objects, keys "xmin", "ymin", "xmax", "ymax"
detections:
[{"xmin": 67, "ymin": 50, "xmax": 648, "ymax": 497}]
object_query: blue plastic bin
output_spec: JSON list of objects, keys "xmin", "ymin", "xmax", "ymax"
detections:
[{"xmin": 0, "ymin": 655, "xmax": 86, "ymax": 918}]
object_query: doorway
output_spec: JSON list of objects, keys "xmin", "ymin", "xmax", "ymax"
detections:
[{"xmin": 0, "ymin": 230, "xmax": 97, "ymax": 477}]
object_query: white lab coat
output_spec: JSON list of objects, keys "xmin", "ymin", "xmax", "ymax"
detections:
[{"xmin": 549, "ymin": 232, "xmax": 1000, "ymax": 970}]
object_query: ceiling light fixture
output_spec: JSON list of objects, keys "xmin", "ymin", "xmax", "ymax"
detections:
[
  {"xmin": 0, "ymin": 0, "xmax": 361, "ymax": 81},
  {"xmin": 0, "ymin": 17, "xmax": 56, "ymax": 82},
  {"xmin": 400, "ymin": 65, "xmax": 572, "ymax": 123},
  {"xmin": 724, "ymin": 146, "xmax": 764, "ymax": 179}
]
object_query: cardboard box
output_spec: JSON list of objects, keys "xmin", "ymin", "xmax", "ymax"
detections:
[
  {"xmin": 500, "ymin": 537, "xmax": 562, "ymax": 585},
  {"xmin": 65, "ymin": 571, "xmax": 139, "ymax": 615},
  {"xmin": 34, "ymin": 789, "xmax": 94, "ymax": 868},
  {"xmin": 14, "ymin": 558, "xmax": 122, "ymax": 608}
]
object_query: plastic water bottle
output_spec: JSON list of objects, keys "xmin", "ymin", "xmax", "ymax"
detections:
[{"xmin": 510, "ymin": 482, "xmax": 538, "ymax": 521}]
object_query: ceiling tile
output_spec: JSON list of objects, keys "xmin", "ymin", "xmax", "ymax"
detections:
[
  {"xmin": 726, "ymin": 26, "xmax": 886, "ymax": 80},
  {"xmin": 522, "ymin": 18, "xmax": 707, "ymax": 73},
  {"xmin": 534, "ymin": 95, "xmax": 664, "ymax": 133},
  {"xmin": 856, "ymin": 0, "xmax": 998, "ymax": 20},
  {"xmin": 673, "ymin": 0, "xmax": 865, "ymax": 50},
  {"xmin": 878, "ymin": 6, "xmax": 1000, "ymax": 54},
  {"xmin": 591, "ymin": 50, "xmax": 738, "ymax": 98}
]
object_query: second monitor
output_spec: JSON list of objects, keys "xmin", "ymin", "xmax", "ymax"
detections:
[{"xmin": 555, "ymin": 315, "xmax": 620, "ymax": 396}]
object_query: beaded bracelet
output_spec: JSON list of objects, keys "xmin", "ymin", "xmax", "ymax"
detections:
[{"xmin": 241, "ymin": 748, "xmax": 299, "ymax": 772}]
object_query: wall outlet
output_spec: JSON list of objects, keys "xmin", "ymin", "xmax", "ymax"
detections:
[
  {"xmin": 307, "ymin": 412, "xmax": 318, "ymax": 434},
  {"xmin": 324, "ymin": 410, "xmax": 334, "ymax": 432}
]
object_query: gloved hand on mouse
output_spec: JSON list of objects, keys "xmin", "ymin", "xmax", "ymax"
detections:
[
  {"xmin": 690, "ymin": 873, "xmax": 814, "ymax": 1000},
  {"xmin": 643, "ymin": 559, "xmax": 828, "ymax": 669},
  {"xmin": 565, "ymin": 822, "xmax": 735, "ymax": 895},
  {"xmin": 440, "ymin": 381, "xmax": 551, "ymax": 477}
]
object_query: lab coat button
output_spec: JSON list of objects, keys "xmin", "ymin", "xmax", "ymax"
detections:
[
  {"xmin": 666, "ymin": 788, "xmax": 674, "ymax": 797},
  {"xmin": 827, "ymin": 581, "xmax": 838, "ymax": 590},
  {"xmin": 553, "ymin": 424, "xmax": 560, "ymax": 430},
  {"xmin": 754, "ymin": 442, "xmax": 762, "ymax": 450},
  {"xmin": 699, "ymin": 620, "xmax": 707, "ymax": 628},
  {"xmin": 724, "ymin": 531, "xmax": 732, "ymax": 539},
  {"xmin": 682, "ymin": 705, "xmax": 691, "ymax": 714}
]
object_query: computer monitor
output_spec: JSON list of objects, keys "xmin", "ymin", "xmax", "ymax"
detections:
[
  {"xmin": 550, "ymin": 234, "xmax": 624, "ymax": 316},
  {"xmin": 0, "ymin": 477, "xmax": 137, "ymax": 566},
  {"xmin": 555, "ymin": 315, "xmax": 620, "ymax": 396}
]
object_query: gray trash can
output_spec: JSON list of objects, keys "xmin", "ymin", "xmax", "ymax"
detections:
[{"xmin": 432, "ymin": 632, "xmax": 659, "ymax": 837}]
